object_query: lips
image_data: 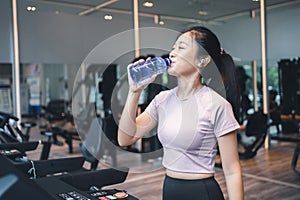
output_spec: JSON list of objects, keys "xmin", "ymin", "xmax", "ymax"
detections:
[{"xmin": 170, "ymin": 61, "xmax": 175, "ymax": 67}]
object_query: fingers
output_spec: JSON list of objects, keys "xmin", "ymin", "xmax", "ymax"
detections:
[
  {"xmin": 127, "ymin": 59, "xmax": 146, "ymax": 70},
  {"xmin": 127, "ymin": 59, "xmax": 145, "ymax": 82},
  {"xmin": 127, "ymin": 57, "xmax": 152, "ymax": 70},
  {"xmin": 149, "ymin": 74, "xmax": 157, "ymax": 83}
]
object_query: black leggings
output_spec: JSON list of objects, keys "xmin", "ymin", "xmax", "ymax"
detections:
[{"xmin": 163, "ymin": 175, "xmax": 224, "ymax": 200}]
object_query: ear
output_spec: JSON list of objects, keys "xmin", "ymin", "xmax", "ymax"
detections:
[{"xmin": 197, "ymin": 55, "xmax": 211, "ymax": 69}]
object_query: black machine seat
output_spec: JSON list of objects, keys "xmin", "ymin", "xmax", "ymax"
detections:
[
  {"xmin": 41, "ymin": 100, "xmax": 69, "ymax": 122},
  {"xmin": 40, "ymin": 100, "xmax": 80, "ymax": 153},
  {"xmin": 20, "ymin": 121, "xmax": 37, "ymax": 141},
  {"xmin": 238, "ymin": 111, "xmax": 268, "ymax": 159},
  {"xmin": 20, "ymin": 121, "xmax": 37, "ymax": 128}
]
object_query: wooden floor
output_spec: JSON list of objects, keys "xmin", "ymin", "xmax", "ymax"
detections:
[{"xmin": 24, "ymin": 125, "xmax": 300, "ymax": 200}]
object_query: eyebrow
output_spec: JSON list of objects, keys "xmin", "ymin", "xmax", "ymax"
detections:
[
  {"xmin": 176, "ymin": 41, "xmax": 189, "ymax": 46},
  {"xmin": 178, "ymin": 41, "xmax": 187, "ymax": 45}
]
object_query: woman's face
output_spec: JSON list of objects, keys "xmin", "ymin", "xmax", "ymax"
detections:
[{"xmin": 168, "ymin": 32, "xmax": 200, "ymax": 77}]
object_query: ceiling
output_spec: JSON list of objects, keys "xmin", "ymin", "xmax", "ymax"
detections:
[{"xmin": 24, "ymin": 0, "xmax": 300, "ymax": 25}]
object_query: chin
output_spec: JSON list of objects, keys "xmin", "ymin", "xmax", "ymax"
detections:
[{"xmin": 167, "ymin": 68, "xmax": 177, "ymax": 77}]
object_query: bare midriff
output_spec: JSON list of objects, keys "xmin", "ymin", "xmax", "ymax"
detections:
[{"xmin": 166, "ymin": 169, "xmax": 214, "ymax": 180}]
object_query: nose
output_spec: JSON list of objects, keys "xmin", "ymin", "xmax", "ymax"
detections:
[{"xmin": 169, "ymin": 51, "xmax": 175, "ymax": 59}]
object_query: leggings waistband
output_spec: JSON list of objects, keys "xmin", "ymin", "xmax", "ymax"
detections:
[{"xmin": 165, "ymin": 174, "xmax": 215, "ymax": 182}]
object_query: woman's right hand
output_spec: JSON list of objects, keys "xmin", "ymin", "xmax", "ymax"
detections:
[{"xmin": 127, "ymin": 58, "xmax": 156, "ymax": 93}]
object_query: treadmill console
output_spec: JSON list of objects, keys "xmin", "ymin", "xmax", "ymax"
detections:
[{"xmin": 0, "ymin": 155, "xmax": 139, "ymax": 200}]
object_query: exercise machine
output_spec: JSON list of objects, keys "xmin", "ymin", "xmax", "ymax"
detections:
[
  {"xmin": 0, "ymin": 154, "xmax": 138, "ymax": 200},
  {"xmin": 238, "ymin": 111, "xmax": 269, "ymax": 159},
  {"xmin": 0, "ymin": 112, "xmax": 51, "ymax": 161}
]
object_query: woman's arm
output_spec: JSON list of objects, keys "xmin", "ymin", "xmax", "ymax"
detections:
[
  {"xmin": 218, "ymin": 131, "xmax": 244, "ymax": 200},
  {"xmin": 118, "ymin": 58, "xmax": 158, "ymax": 147},
  {"xmin": 118, "ymin": 91, "xmax": 157, "ymax": 146}
]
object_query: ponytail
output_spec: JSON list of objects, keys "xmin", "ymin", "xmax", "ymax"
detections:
[
  {"xmin": 201, "ymin": 50, "xmax": 240, "ymax": 122},
  {"xmin": 220, "ymin": 51, "xmax": 240, "ymax": 122},
  {"xmin": 182, "ymin": 26, "xmax": 240, "ymax": 122}
]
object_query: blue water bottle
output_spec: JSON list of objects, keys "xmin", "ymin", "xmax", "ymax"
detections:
[{"xmin": 129, "ymin": 57, "xmax": 172, "ymax": 86}]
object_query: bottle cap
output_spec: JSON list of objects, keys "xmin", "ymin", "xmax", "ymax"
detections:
[{"xmin": 164, "ymin": 58, "xmax": 172, "ymax": 66}]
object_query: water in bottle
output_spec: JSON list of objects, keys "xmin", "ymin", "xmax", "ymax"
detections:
[{"xmin": 129, "ymin": 57, "xmax": 172, "ymax": 86}]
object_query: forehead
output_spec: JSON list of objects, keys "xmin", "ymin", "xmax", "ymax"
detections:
[
  {"xmin": 175, "ymin": 31, "xmax": 207, "ymax": 54},
  {"xmin": 176, "ymin": 32, "xmax": 195, "ymax": 45}
]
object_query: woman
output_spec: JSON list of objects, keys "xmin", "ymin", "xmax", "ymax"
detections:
[{"xmin": 118, "ymin": 26, "xmax": 244, "ymax": 200}]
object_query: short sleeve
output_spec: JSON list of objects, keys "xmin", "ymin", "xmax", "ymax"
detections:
[
  {"xmin": 212, "ymin": 101, "xmax": 240, "ymax": 137},
  {"xmin": 145, "ymin": 96, "xmax": 158, "ymax": 121},
  {"xmin": 144, "ymin": 90, "xmax": 171, "ymax": 122}
]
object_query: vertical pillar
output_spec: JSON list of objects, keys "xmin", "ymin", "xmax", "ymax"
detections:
[
  {"xmin": 11, "ymin": 0, "xmax": 21, "ymax": 121},
  {"xmin": 132, "ymin": 0, "xmax": 141, "ymax": 151},
  {"xmin": 260, "ymin": 0, "xmax": 270, "ymax": 149},
  {"xmin": 133, "ymin": 0, "xmax": 140, "ymax": 58}
]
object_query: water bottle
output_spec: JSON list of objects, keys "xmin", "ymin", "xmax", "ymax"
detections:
[{"xmin": 129, "ymin": 57, "xmax": 172, "ymax": 86}]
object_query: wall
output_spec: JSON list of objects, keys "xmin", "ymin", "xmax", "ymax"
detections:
[
  {"xmin": 15, "ymin": 0, "xmax": 181, "ymax": 65},
  {"xmin": 1, "ymin": 1, "xmax": 299, "ymax": 64},
  {"xmin": 1, "ymin": 1, "xmax": 300, "ymax": 107},
  {"xmin": 209, "ymin": 5, "xmax": 300, "ymax": 63}
]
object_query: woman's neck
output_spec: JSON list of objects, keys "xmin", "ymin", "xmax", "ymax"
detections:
[{"xmin": 176, "ymin": 77, "xmax": 203, "ymax": 100}]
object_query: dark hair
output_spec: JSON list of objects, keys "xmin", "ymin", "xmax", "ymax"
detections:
[
  {"xmin": 221, "ymin": 52, "xmax": 240, "ymax": 121},
  {"xmin": 182, "ymin": 26, "xmax": 240, "ymax": 121}
]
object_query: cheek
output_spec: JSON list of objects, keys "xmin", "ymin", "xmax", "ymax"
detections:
[
  {"xmin": 176, "ymin": 55, "xmax": 190, "ymax": 67},
  {"xmin": 178, "ymin": 50, "xmax": 198, "ymax": 65},
  {"xmin": 179, "ymin": 55, "xmax": 197, "ymax": 69}
]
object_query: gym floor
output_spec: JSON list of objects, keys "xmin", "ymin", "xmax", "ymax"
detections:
[{"xmin": 25, "ymin": 123, "xmax": 300, "ymax": 200}]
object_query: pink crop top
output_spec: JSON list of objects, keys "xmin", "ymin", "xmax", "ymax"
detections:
[{"xmin": 145, "ymin": 86, "xmax": 240, "ymax": 174}]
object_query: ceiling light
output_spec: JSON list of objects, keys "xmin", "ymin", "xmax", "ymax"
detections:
[
  {"xmin": 143, "ymin": 1, "xmax": 154, "ymax": 8},
  {"xmin": 104, "ymin": 15, "xmax": 113, "ymax": 20},
  {"xmin": 27, "ymin": 6, "xmax": 36, "ymax": 12},
  {"xmin": 252, "ymin": 0, "xmax": 260, "ymax": 2},
  {"xmin": 159, "ymin": 21, "xmax": 164, "ymax": 25},
  {"xmin": 198, "ymin": 10, "xmax": 208, "ymax": 15}
]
